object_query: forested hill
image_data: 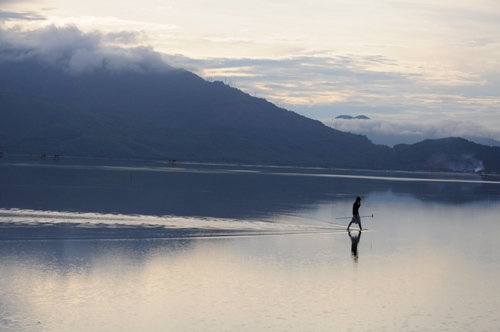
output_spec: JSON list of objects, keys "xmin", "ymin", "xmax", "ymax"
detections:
[{"xmin": 0, "ymin": 59, "xmax": 499, "ymax": 173}]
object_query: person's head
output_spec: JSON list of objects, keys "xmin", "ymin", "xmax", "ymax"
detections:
[{"xmin": 356, "ymin": 196, "xmax": 361, "ymax": 202}]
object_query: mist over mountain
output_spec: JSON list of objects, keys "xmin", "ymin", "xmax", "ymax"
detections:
[
  {"xmin": 327, "ymin": 118, "xmax": 500, "ymax": 148},
  {"xmin": 1, "ymin": 25, "xmax": 499, "ymax": 173}
]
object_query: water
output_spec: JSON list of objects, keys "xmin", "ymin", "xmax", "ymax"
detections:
[{"xmin": 1, "ymin": 157, "xmax": 499, "ymax": 331}]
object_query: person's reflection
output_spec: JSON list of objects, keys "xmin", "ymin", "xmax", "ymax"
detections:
[{"xmin": 348, "ymin": 230, "xmax": 362, "ymax": 261}]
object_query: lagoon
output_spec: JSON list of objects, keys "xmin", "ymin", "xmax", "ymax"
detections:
[{"xmin": 0, "ymin": 157, "xmax": 499, "ymax": 331}]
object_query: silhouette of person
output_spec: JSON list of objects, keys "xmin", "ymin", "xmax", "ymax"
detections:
[
  {"xmin": 348, "ymin": 230, "xmax": 362, "ymax": 260},
  {"xmin": 347, "ymin": 196, "xmax": 362, "ymax": 230}
]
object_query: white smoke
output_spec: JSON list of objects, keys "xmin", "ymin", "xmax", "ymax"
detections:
[{"xmin": 447, "ymin": 155, "xmax": 485, "ymax": 173}]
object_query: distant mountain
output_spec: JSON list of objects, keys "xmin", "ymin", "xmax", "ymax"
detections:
[
  {"xmin": 347, "ymin": 131, "xmax": 500, "ymax": 148},
  {"xmin": 463, "ymin": 136, "xmax": 500, "ymax": 147},
  {"xmin": 392, "ymin": 138, "xmax": 500, "ymax": 173},
  {"xmin": 335, "ymin": 115, "xmax": 370, "ymax": 120},
  {"xmin": 1, "ymin": 59, "xmax": 499, "ymax": 173}
]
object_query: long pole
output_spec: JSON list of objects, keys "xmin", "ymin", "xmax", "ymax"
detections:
[
  {"xmin": 335, "ymin": 214, "xmax": 374, "ymax": 220},
  {"xmin": 280, "ymin": 213, "xmax": 347, "ymax": 228}
]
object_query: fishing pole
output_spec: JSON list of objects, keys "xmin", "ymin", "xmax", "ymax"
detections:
[
  {"xmin": 335, "ymin": 214, "xmax": 374, "ymax": 220},
  {"xmin": 280, "ymin": 213, "xmax": 347, "ymax": 228}
]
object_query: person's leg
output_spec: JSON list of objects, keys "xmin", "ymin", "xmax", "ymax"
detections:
[
  {"xmin": 347, "ymin": 217, "xmax": 354, "ymax": 230},
  {"xmin": 358, "ymin": 216, "xmax": 363, "ymax": 230}
]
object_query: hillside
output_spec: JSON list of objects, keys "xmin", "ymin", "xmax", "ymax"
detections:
[
  {"xmin": 0, "ymin": 60, "xmax": 389, "ymax": 167},
  {"xmin": 0, "ymin": 59, "xmax": 499, "ymax": 172},
  {"xmin": 392, "ymin": 138, "xmax": 500, "ymax": 173}
]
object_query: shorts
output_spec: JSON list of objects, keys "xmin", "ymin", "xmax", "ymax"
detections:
[{"xmin": 351, "ymin": 215, "xmax": 361, "ymax": 224}]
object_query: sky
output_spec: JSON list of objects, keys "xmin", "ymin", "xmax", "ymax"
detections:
[{"xmin": 1, "ymin": 0, "xmax": 500, "ymax": 145}]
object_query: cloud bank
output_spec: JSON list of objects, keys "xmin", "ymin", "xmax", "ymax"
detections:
[
  {"xmin": 323, "ymin": 118, "xmax": 500, "ymax": 147},
  {"xmin": 0, "ymin": 25, "xmax": 174, "ymax": 75}
]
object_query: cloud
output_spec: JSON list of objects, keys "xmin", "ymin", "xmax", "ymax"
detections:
[
  {"xmin": 179, "ymin": 53, "xmax": 415, "ymax": 104},
  {"xmin": 0, "ymin": 0, "xmax": 33, "ymax": 4},
  {"xmin": 0, "ymin": 13, "xmax": 498, "ymax": 136},
  {"xmin": 0, "ymin": 25, "xmax": 174, "ymax": 75},
  {"xmin": 0, "ymin": 10, "xmax": 45, "ymax": 21},
  {"xmin": 323, "ymin": 118, "xmax": 500, "ymax": 147},
  {"xmin": 176, "ymin": 54, "xmax": 498, "ymax": 120}
]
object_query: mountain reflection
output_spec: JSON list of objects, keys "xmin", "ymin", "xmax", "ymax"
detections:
[{"xmin": 0, "ymin": 157, "xmax": 498, "ymax": 220}]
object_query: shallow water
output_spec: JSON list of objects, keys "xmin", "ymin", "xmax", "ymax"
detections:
[{"xmin": 0, "ymin": 157, "xmax": 499, "ymax": 331}]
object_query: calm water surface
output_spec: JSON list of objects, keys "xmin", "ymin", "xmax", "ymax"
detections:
[{"xmin": 0, "ymin": 157, "xmax": 499, "ymax": 331}]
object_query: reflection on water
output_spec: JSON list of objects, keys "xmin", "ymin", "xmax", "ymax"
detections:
[
  {"xmin": 348, "ymin": 230, "xmax": 361, "ymax": 261},
  {"xmin": 1, "ymin": 157, "xmax": 498, "ymax": 220},
  {"xmin": 0, "ymin": 157, "xmax": 499, "ymax": 331}
]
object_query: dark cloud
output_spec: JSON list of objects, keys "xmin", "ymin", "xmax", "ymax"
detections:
[
  {"xmin": 0, "ymin": 10, "xmax": 46, "ymax": 21},
  {"xmin": 0, "ymin": 25, "xmax": 175, "ymax": 74}
]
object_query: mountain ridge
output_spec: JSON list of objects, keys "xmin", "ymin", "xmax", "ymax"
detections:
[{"xmin": 1, "ymin": 60, "xmax": 499, "ymax": 173}]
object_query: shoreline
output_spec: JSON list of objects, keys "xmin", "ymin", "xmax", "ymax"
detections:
[{"xmin": 1, "ymin": 153, "xmax": 495, "ymax": 178}]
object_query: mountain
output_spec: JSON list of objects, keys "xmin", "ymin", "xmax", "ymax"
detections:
[
  {"xmin": 335, "ymin": 115, "xmax": 370, "ymax": 120},
  {"xmin": 1, "ymin": 59, "xmax": 499, "ymax": 173},
  {"xmin": 0, "ymin": 60, "xmax": 387, "ymax": 168},
  {"xmin": 348, "ymin": 131, "xmax": 500, "ymax": 148},
  {"xmin": 463, "ymin": 136, "xmax": 500, "ymax": 147},
  {"xmin": 392, "ymin": 138, "xmax": 500, "ymax": 172}
]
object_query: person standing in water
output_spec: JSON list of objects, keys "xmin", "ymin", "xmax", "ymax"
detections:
[{"xmin": 347, "ymin": 196, "xmax": 362, "ymax": 230}]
